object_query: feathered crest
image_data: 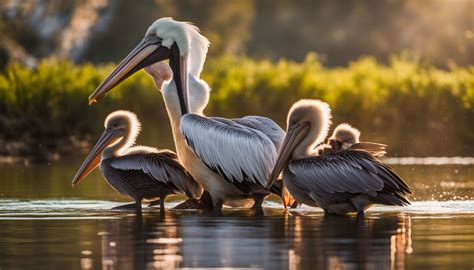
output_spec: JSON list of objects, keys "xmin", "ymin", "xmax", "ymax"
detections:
[{"xmin": 183, "ymin": 21, "xmax": 210, "ymax": 76}]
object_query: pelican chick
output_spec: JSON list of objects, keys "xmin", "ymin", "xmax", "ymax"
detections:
[
  {"xmin": 328, "ymin": 123, "xmax": 361, "ymax": 151},
  {"xmin": 317, "ymin": 123, "xmax": 386, "ymax": 157},
  {"xmin": 267, "ymin": 99, "xmax": 411, "ymax": 216},
  {"xmin": 71, "ymin": 110, "xmax": 202, "ymax": 211}
]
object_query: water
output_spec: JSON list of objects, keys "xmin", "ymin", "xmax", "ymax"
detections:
[{"xmin": 0, "ymin": 158, "xmax": 474, "ymax": 269}]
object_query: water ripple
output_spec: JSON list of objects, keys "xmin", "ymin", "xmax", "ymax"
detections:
[
  {"xmin": 383, "ymin": 157, "xmax": 474, "ymax": 165},
  {"xmin": 0, "ymin": 199, "xmax": 473, "ymax": 220}
]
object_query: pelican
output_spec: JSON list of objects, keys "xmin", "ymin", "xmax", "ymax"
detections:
[
  {"xmin": 71, "ymin": 110, "xmax": 202, "ymax": 211},
  {"xmin": 266, "ymin": 99, "xmax": 411, "ymax": 215},
  {"xmin": 317, "ymin": 123, "xmax": 387, "ymax": 157},
  {"xmin": 328, "ymin": 123, "xmax": 361, "ymax": 151},
  {"xmin": 87, "ymin": 18, "xmax": 285, "ymax": 210}
]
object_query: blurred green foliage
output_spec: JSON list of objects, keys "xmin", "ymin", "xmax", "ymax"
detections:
[
  {"xmin": 2, "ymin": 0, "xmax": 473, "ymax": 67},
  {"xmin": 0, "ymin": 54, "xmax": 473, "ymax": 157}
]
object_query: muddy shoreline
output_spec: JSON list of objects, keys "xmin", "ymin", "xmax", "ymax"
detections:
[
  {"xmin": 0, "ymin": 136, "xmax": 90, "ymax": 164},
  {"xmin": 0, "ymin": 114, "xmax": 93, "ymax": 164},
  {"xmin": 0, "ymin": 136, "xmax": 90, "ymax": 165}
]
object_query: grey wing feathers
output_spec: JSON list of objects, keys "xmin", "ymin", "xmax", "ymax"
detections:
[
  {"xmin": 180, "ymin": 114, "xmax": 279, "ymax": 187},
  {"xmin": 232, "ymin": 116, "xmax": 285, "ymax": 150},
  {"xmin": 289, "ymin": 150, "xmax": 411, "ymax": 206},
  {"xmin": 349, "ymin": 142, "xmax": 387, "ymax": 157},
  {"xmin": 109, "ymin": 152, "xmax": 201, "ymax": 199}
]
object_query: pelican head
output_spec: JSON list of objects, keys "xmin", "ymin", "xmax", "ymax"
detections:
[
  {"xmin": 266, "ymin": 99, "xmax": 332, "ymax": 189},
  {"xmin": 328, "ymin": 123, "xmax": 360, "ymax": 151},
  {"xmin": 71, "ymin": 110, "xmax": 141, "ymax": 186},
  {"xmin": 89, "ymin": 17, "xmax": 210, "ymax": 115}
]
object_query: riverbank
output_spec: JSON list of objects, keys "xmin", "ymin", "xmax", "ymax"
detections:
[
  {"xmin": 0, "ymin": 113, "xmax": 92, "ymax": 163},
  {"xmin": 0, "ymin": 136, "xmax": 89, "ymax": 164}
]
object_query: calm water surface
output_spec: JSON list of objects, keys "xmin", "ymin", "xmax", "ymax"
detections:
[{"xmin": 0, "ymin": 157, "xmax": 473, "ymax": 269}]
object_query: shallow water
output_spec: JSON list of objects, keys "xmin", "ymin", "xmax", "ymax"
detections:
[{"xmin": 0, "ymin": 158, "xmax": 474, "ymax": 269}]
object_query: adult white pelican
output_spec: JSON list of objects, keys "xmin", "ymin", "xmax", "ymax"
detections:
[
  {"xmin": 317, "ymin": 123, "xmax": 387, "ymax": 157},
  {"xmin": 88, "ymin": 18, "xmax": 285, "ymax": 210},
  {"xmin": 266, "ymin": 99, "xmax": 411, "ymax": 215},
  {"xmin": 71, "ymin": 110, "xmax": 202, "ymax": 210}
]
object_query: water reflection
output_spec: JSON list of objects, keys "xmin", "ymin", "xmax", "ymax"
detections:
[
  {"xmin": 287, "ymin": 214, "xmax": 412, "ymax": 269},
  {"xmin": 97, "ymin": 211, "xmax": 179, "ymax": 269},
  {"xmin": 94, "ymin": 211, "xmax": 412, "ymax": 269}
]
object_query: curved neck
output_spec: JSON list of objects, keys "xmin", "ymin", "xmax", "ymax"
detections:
[
  {"xmin": 162, "ymin": 75, "xmax": 208, "ymax": 159},
  {"xmin": 102, "ymin": 131, "xmax": 134, "ymax": 160},
  {"xmin": 292, "ymin": 124, "xmax": 323, "ymax": 160},
  {"xmin": 161, "ymin": 42, "xmax": 209, "ymax": 156},
  {"xmin": 162, "ymin": 75, "xmax": 208, "ymax": 120},
  {"xmin": 169, "ymin": 43, "xmax": 188, "ymax": 115}
]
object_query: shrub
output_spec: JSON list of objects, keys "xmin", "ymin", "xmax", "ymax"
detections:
[{"xmin": 0, "ymin": 54, "xmax": 473, "ymax": 157}]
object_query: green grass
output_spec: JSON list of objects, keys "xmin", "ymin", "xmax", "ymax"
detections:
[{"xmin": 1, "ymin": 54, "xmax": 473, "ymax": 157}]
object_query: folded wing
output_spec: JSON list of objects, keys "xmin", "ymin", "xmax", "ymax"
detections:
[
  {"xmin": 289, "ymin": 150, "xmax": 411, "ymax": 205},
  {"xmin": 109, "ymin": 151, "xmax": 202, "ymax": 199},
  {"xmin": 180, "ymin": 114, "xmax": 282, "ymax": 191}
]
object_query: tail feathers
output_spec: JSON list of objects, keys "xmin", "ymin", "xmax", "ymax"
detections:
[
  {"xmin": 375, "ymin": 192, "xmax": 411, "ymax": 206},
  {"xmin": 350, "ymin": 142, "xmax": 387, "ymax": 157}
]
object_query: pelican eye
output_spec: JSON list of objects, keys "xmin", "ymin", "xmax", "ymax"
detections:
[{"xmin": 144, "ymin": 33, "xmax": 161, "ymax": 42}]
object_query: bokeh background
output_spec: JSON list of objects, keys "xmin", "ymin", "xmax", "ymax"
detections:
[
  {"xmin": 1, "ymin": 0, "xmax": 473, "ymax": 161},
  {"xmin": 1, "ymin": 4, "xmax": 474, "ymax": 270}
]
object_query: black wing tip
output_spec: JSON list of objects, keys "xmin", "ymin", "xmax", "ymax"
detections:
[
  {"xmin": 367, "ymin": 154, "xmax": 413, "ymax": 195},
  {"xmin": 375, "ymin": 191, "xmax": 411, "ymax": 207}
]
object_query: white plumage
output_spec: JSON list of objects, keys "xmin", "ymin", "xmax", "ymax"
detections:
[{"xmin": 146, "ymin": 18, "xmax": 210, "ymax": 77}]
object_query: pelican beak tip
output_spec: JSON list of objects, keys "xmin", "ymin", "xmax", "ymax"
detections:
[{"xmin": 88, "ymin": 97, "xmax": 96, "ymax": 106}]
